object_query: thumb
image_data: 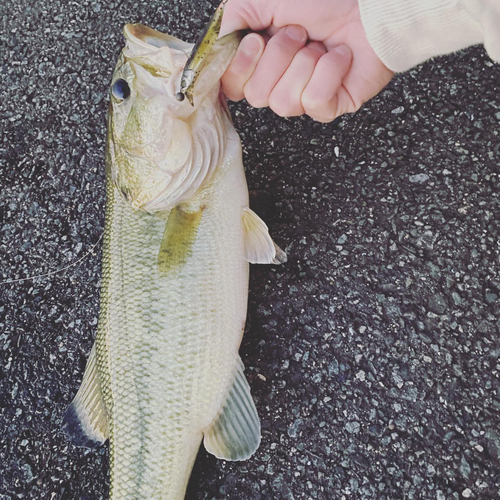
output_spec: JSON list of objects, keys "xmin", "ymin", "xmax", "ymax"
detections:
[{"xmin": 219, "ymin": 0, "xmax": 273, "ymax": 37}]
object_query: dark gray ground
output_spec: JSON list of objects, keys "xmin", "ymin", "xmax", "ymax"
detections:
[{"xmin": 1, "ymin": 0, "xmax": 500, "ymax": 499}]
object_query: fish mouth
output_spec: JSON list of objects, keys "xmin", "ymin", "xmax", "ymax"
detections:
[
  {"xmin": 122, "ymin": 24, "xmax": 193, "ymax": 80},
  {"xmin": 124, "ymin": 24, "xmax": 192, "ymax": 53}
]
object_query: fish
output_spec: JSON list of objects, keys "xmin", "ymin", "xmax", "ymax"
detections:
[{"xmin": 63, "ymin": 22, "xmax": 286, "ymax": 500}]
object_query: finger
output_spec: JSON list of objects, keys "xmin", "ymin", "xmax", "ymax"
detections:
[
  {"xmin": 219, "ymin": 0, "xmax": 273, "ymax": 37},
  {"xmin": 302, "ymin": 45, "xmax": 353, "ymax": 123},
  {"xmin": 268, "ymin": 42, "xmax": 326, "ymax": 117},
  {"xmin": 221, "ymin": 33, "xmax": 265, "ymax": 101},
  {"xmin": 244, "ymin": 25, "xmax": 308, "ymax": 108}
]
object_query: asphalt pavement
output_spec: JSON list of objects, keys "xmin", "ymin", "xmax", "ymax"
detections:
[{"xmin": 1, "ymin": 0, "xmax": 500, "ymax": 499}]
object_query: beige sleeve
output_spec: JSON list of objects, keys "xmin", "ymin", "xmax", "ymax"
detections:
[{"xmin": 358, "ymin": 0, "xmax": 500, "ymax": 72}]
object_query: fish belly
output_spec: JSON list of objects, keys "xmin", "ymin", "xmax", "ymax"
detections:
[{"xmin": 96, "ymin": 159, "xmax": 249, "ymax": 499}]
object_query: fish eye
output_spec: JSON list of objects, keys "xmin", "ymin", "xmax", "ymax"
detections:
[{"xmin": 112, "ymin": 79, "xmax": 131, "ymax": 101}]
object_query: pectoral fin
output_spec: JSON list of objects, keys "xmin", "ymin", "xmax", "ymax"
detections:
[
  {"xmin": 158, "ymin": 205, "xmax": 203, "ymax": 273},
  {"xmin": 242, "ymin": 208, "xmax": 287, "ymax": 264},
  {"xmin": 203, "ymin": 358, "xmax": 261, "ymax": 461},
  {"xmin": 62, "ymin": 344, "xmax": 109, "ymax": 448}
]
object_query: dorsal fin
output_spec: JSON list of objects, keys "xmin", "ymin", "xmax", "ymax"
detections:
[
  {"xmin": 62, "ymin": 344, "xmax": 109, "ymax": 448},
  {"xmin": 203, "ymin": 358, "xmax": 261, "ymax": 461},
  {"xmin": 157, "ymin": 205, "xmax": 203, "ymax": 273},
  {"xmin": 242, "ymin": 208, "xmax": 287, "ymax": 265}
]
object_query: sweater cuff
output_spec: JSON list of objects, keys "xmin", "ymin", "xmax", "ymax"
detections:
[{"xmin": 358, "ymin": 0, "xmax": 483, "ymax": 72}]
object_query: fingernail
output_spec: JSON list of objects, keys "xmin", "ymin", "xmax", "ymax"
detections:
[
  {"xmin": 333, "ymin": 44, "xmax": 351, "ymax": 58},
  {"xmin": 241, "ymin": 34, "xmax": 262, "ymax": 57},
  {"xmin": 285, "ymin": 25, "xmax": 307, "ymax": 42}
]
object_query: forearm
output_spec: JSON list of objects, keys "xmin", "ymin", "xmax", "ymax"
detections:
[{"xmin": 359, "ymin": 0, "xmax": 500, "ymax": 72}]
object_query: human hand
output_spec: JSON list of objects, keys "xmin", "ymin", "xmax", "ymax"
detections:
[{"xmin": 220, "ymin": 0, "xmax": 394, "ymax": 122}]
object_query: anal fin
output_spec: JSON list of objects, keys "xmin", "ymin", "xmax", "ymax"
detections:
[
  {"xmin": 242, "ymin": 208, "xmax": 287, "ymax": 265},
  {"xmin": 203, "ymin": 358, "xmax": 261, "ymax": 461},
  {"xmin": 62, "ymin": 344, "xmax": 109, "ymax": 448}
]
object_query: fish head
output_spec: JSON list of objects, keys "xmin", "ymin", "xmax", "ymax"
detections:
[{"xmin": 107, "ymin": 24, "xmax": 239, "ymax": 213}]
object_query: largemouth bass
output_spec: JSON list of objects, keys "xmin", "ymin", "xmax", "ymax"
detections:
[{"xmin": 63, "ymin": 23, "xmax": 285, "ymax": 499}]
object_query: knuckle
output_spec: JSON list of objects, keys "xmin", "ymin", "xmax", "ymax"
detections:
[
  {"xmin": 301, "ymin": 93, "xmax": 321, "ymax": 113},
  {"xmin": 311, "ymin": 107, "xmax": 338, "ymax": 123},
  {"xmin": 303, "ymin": 97, "xmax": 338, "ymax": 123},
  {"xmin": 221, "ymin": 80, "xmax": 244, "ymax": 102},
  {"xmin": 244, "ymin": 86, "xmax": 268, "ymax": 108},
  {"xmin": 225, "ymin": 89, "xmax": 244, "ymax": 102},
  {"xmin": 269, "ymin": 100, "xmax": 291, "ymax": 117},
  {"xmin": 312, "ymin": 114, "xmax": 334, "ymax": 124},
  {"xmin": 269, "ymin": 92, "xmax": 299, "ymax": 117}
]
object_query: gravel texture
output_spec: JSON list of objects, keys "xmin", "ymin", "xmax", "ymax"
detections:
[{"xmin": 1, "ymin": 1, "xmax": 500, "ymax": 499}]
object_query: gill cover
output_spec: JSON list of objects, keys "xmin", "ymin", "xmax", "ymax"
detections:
[{"xmin": 106, "ymin": 24, "xmax": 239, "ymax": 213}]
